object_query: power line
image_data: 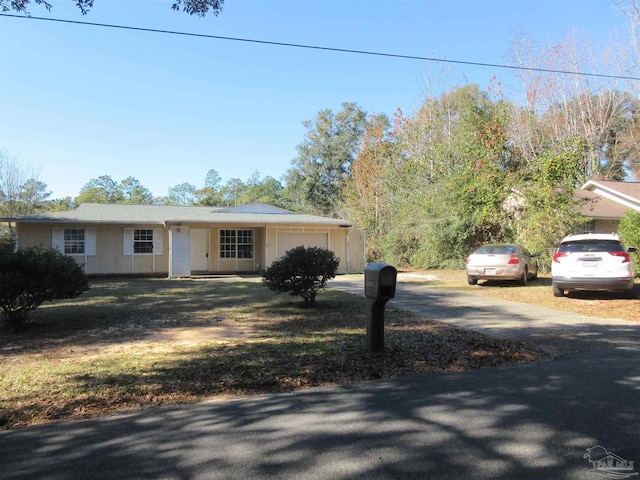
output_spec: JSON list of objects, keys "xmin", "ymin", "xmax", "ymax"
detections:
[{"xmin": 3, "ymin": 12, "xmax": 640, "ymax": 82}]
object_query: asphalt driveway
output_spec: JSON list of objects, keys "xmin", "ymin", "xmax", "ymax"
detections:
[
  {"xmin": 1, "ymin": 274, "xmax": 639, "ymax": 480},
  {"xmin": 330, "ymin": 273, "xmax": 640, "ymax": 353}
]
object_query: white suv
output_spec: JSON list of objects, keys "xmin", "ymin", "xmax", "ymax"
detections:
[{"xmin": 552, "ymin": 233, "xmax": 637, "ymax": 297}]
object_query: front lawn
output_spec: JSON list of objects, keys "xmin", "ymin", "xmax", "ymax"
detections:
[{"xmin": 0, "ymin": 278, "xmax": 545, "ymax": 429}]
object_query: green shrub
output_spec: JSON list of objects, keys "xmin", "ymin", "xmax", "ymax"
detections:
[
  {"xmin": 0, "ymin": 225, "xmax": 14, "ymax": 255},
  {"xmin": 618, "ymin": 210, "xmax": 640, "ymax": 277},
  {"xmin": 262, "ymin": 246, "xmax": 340, "ymax": 307},
  {"xmin": 0, "ymin": 246, "xmax": 90, "ymax": 332}
]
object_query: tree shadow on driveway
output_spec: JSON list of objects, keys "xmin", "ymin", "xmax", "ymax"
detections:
[{"xmin": 1, "ymin": 346, "xmax": 638, "ymax": 480}]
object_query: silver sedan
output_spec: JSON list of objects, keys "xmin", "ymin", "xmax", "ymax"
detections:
[{"xmin": 466, "ymin": 243, "xmax": 538, "ymax": 286}]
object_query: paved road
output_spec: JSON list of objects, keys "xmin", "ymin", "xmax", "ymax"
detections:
[{"xmin": 1, "ymin": 275, "xmax": 639, "ymax": 480}]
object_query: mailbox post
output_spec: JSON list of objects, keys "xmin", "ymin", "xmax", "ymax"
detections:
[{"xmin": 364, "ymin": 262, "xmax": 397, "ymax": 353}]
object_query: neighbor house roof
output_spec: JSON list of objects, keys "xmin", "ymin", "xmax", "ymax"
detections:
[
  {"xmin": 2, "ymin": 202, "xmax": 355, "ymax": 227},
  {"xmin": 575, "ymin": 189, "xmax": 632, "ymax": 219},
  {"xmin": 577, "ymin": 180, "xmax": 640, "ymax": 219}
]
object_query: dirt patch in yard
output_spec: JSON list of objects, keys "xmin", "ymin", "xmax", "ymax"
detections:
[{"xmin": 144, "ymin": 322, "xmax": 256, "ymax": 346}]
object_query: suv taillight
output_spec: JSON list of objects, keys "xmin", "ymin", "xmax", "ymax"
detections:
[
  {"xmin": 553, "ymin": 252, "xmax": 568, "ymax": 263},
  {"xmin": 508, "ymin": 254, "xmax": 519, "ymax": 265},
  {"xmin": 609, "ymin": 251, "xmax": 631, "ymax": 263}
]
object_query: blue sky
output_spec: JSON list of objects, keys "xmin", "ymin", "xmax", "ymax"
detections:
[{"xmin": 0, "ymin": 0, "xmax": 628, "ymax": 200}]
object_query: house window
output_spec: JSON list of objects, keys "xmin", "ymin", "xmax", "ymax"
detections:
[
  {"xmin": 220, "ymin": 229, "xmax": 236, "ymax": 258},
  {"xmin": 64, "ymin": 228, "xmax": 85, "ymax": 254},
  {"xmin": 134, "ymin": 229, "xmax": 154, "ymax": 254},
  {"xmin": 220, "ymin": 229, "xmax": 253, "ymax": 259},
  {"xmin": 582, "ymin": 220, "xmax": 595, "ymax": 234},
  {"xmin": 53, "ymin": 227, "xmax": 96, "ymax": 256},
  {"xmin": 123, "ymin": 228, "xmax": 163, "ymax": 255}
]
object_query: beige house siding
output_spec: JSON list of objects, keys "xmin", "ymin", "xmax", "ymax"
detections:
[
  {"xmin": 7, "ymin": 203, "xmax": 365, "ymax": 276},
  {"xmin": 16, "ymin": 223, "xmax": 169, "ymax": 275},
  {"xmin": 574, "ymin": 219, "xmax": 626, "ymax": 236},
  {"xmin": 594, "ymin": 219, "xmax": 620, "ymax": 234}
]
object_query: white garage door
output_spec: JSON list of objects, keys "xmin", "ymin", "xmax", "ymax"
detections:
[{"xmin": 276, "ymin": 232, "xmax": 328, "ymax": 258}]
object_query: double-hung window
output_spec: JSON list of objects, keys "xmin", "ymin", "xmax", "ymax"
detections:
[
  {"xmin": 52, "ymin": 228, "xmax": 96, "ymax": 256},
  {"xmin": 123, "ymin": 228, "xmax": 163, "ymax": 255},
  {"xmin": 219, "ymin": 229, "xmax": 253, "ymax": 259},
  {"xmin": 134, "ymin": 229, "xmax": 154, "ymax": 254},
  {"xmin": 64, "ymin": 228, "xmax": 85, "ymax": 254}
]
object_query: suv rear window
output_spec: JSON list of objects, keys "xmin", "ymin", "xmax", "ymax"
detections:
[{"xmin": 557, "ymin": 240, "xmax": 625, "ymax": 253}]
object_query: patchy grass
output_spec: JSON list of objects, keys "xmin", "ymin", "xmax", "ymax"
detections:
[
  {"xmin": 403, "ymin": 269, "xmax": 640, "ymax": 321},
  {"xmin": 0, "ymin": 278, "xmax": 545, "ymax": 429}
]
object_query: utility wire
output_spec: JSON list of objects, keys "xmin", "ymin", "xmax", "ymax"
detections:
[{"xmin": 3, "ymin": 12, "xmax": 640, "ymax": 82}]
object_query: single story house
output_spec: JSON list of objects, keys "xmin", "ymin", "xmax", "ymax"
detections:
[
  {"xmin": 575, "ymin": 180, "xmax": 640, "ymax": 233},
  {"xmin": 1, "ymin": 202, "xmax": 365, "ymax": 277}
]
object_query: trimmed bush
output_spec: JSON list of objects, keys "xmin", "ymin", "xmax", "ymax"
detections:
[
  {"xmin": 262, "ymin": 246, "xmax": 340, "ymax": 307},
  {"xmin": 618, "ymin": 210, "xmax": 640, "ymax": 277},
  {"xmin": 0, "ymin": 246, "xmax": 90, "ymax": 332}
]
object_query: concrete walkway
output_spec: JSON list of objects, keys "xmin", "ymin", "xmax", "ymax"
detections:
[{"xmin": 1, "ymin": 275, "xmax": 639, "ymax": 480}]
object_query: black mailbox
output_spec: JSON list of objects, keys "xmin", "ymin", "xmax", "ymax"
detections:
[
  {"xmin": 365, "ymin": 263, "xmax": 397, "ymax": 300},
  {"xmin": 364, "ymin": 262, "xmax": 397, "ymax": 353}
]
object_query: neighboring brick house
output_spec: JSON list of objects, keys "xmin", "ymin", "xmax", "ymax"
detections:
[
  {"xmin": 1, "ymin": 202, "xmax": 365, "ymax": 277},
  {"xmin": 575, "ymin": 180, "xmax": 640, "ymax": 234}
]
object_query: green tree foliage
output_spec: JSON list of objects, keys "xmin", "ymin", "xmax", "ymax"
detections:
[
  {"xmin": 1, "ymin": 0, "xmax": 224, "ymax": 16},
  {"xmin": 262, "ymin": 246, "xmax": 339, "ymax": 307},
  {"xmin": 196, "ymin": 169, "xmax": 225, "ymax": 206},
  {"xmin": 119, "ymin": 176, "xmax": 154, "ymax": 204},
  {"xmin": 75, "ymin": 175, "xmax": 154, "ymax": 205},
  {"xmin": 163, "ymin": 182, "xmax": 197, "ymax": 206},
  {"xmin": 237, "ymin": 171, "xmax": 286, "ymax": 207},
  {"xmin": 618, "ymin": 209, "xmax": 640, "ymax": 276},
  {"xmin": 220, "ymin": 178, "xmax": 246, "ymax": 206},
  {"xmin": 515, "ymin": 140, "xmax": 586, "ymax": 270},
  {"xmin": 285, "ymin": 102, "xmax": 367, "ymax": 216},
  {"xmin": 376, "ymin": 85, "xmax": 519, "ymax": 268},
  {"xmin": 343, "ymin": 113, "xmax": 397, "ymax": 261},
  {"xmin": 75, "ymin": 175, "xmax": 122, "ymax": 204},
  {"xmin": 0, "ymin": 246, "xmax": 89, "ymax": 332}
]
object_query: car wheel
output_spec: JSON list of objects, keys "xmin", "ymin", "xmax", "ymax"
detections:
[
  {"xmin": 519, "ymin": 268, "xmax": 528, "ymax": 286},
  {"xmin": 467, "ymin": 276, "xmax": 477, "ymax": 285},
  {"xmin": 552, "ymin": 284, "xmax": 565, "ymax": 297}
]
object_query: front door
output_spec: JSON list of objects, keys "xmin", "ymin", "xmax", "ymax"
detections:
[{"xmin": 190, "ymin": 228, "xmax": 210, "ymax": 272}]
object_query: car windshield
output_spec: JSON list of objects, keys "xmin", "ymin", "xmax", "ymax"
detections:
[
  {"xmin": 558, "ymin": 240, "xmax": 625, "ymax": 253},
  {"xmin": 476, "ymin": 245, "xmax": 516, "ymax": 255}
]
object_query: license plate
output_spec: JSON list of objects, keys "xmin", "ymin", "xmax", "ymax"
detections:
[
  {"xmin": 582, "ymin": 261, "xmax": 598, "ymax": 267},
  {"xmin": 484, "ymin": 268, "xmax": 496, "ymax": 275}
]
